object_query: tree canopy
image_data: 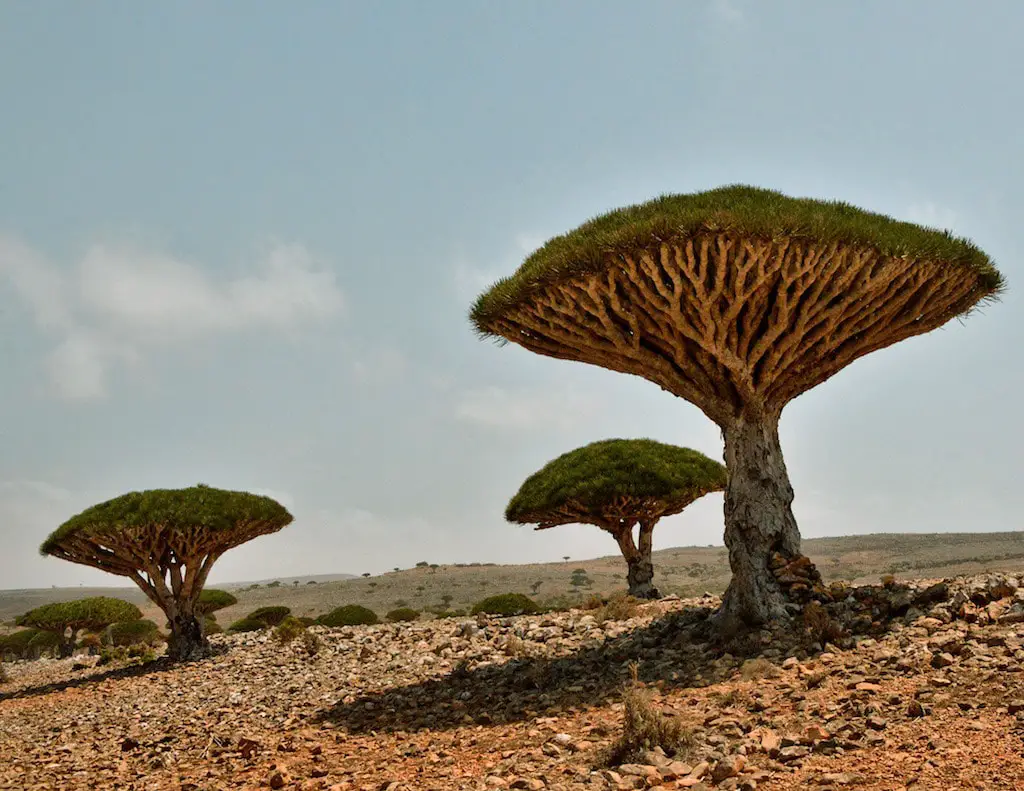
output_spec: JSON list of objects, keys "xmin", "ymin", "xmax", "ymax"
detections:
[
  {"xmin": 506, "ymin": 439, "xmax": 726, "ymax": 528},
  {"xmin": 195, "ymin": 588, "xmax": 238, "ymax": 615},
  {"xmin": 42, "ymin": 484, "xmax": 292, "ymax": 558},
  {"xmin": 470, "ymin": 185, "xmax": 1004, "ymax": 423},
  {"xmin": 471, "ymin": 184, "xmax": 1002, "ymax": 332},
  {"xmin": 16, "ymin": 597, "xmax": 141, "ymax": 634}
]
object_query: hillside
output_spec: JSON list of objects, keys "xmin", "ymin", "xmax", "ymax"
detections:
[{"xmin": 3, "ymin": 531, "xmax": 1024, "ymax": 626}]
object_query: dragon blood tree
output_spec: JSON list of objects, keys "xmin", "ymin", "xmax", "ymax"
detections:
[
  {"xmin": 471, "ymin": 185, "xmax": 1004, "ymax": 628},
  {"xmin": 40, "ymin": 485, "xmax": 293, "ymax": 660},
  {"xmin": 17, "ymin": 596, "xmax": 141, "ymax": 658},
  {"xmin": 507, "ymin": 439, "xmax": 726, "ymax": 599}
]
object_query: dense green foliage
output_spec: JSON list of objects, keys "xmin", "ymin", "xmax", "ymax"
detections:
[
  {"xmin": 41, "ymin": 484, "xmax": 293, "ymax": 554},
  {"xmin": 108, "ymin": 619, "xmax": 162, "ymax": 647},
  {"xmin": 471, "ymin": 593, "xmax": 540, "ymax": 617},
  {"xmin": 203, "ymin": 616, "xmax": 224, "ymax": 635},
  {"xmin": 27, "ymin": 630, "xmax": 61, "ymax": 657},
  {"xmin": 227, "ymin": 617, "xmax": 268, "ymax": 634},
  {"xmin": 0, "ymin": 629, "xmax": 43, "ymax": 659},
  {"xmin": 471, "ymin": 184, "xmax": 1004, "ymax": 331},
  {"xmin": 385, "ymin": 607, "xmax": 420, "ymax": 622},
  {"xmin": 195, "ymin": 588, "xmax": 238, "ymax": 615},
  {"xmin": 246, "ymin": 606, "xmax": 291, "ymax": 626},
  {"xmin": 506, "ymin": 439, "xmax": 726, "ymax": 523},
  {"xmin": 17, "ymin": 597, "xmax": 142, "ymax": 634},
  {"xmin": 317, "ymin": 605, "xmax": 379, "ymax": 627}
]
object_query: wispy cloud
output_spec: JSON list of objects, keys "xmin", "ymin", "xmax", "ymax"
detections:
[
  {"xmin": 452, "ymin": 233, "xmax": 546, "ymax": 304},
  {"xmin": 0, "ymin": 235, "xmax": 345, "ymax": 399},
  {"xmin": 454, "ymin": 384, "xmax": 603, "ymax": 432},
  {"xmin": 709, "ymin": 0, "xmax": 744, "ymax": 25}
]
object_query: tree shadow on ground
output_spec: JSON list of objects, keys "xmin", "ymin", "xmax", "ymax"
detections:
[
  {"xmin": 0, "ymin": 645, "xmax": 229, "ymax": 703},
  {"xmin": 315, "ymin": 605, "xmax": 777, "ymax": 735},
  {"xmin": 315, "ymin": 580, "xmax": 953, "ymax": 735}
]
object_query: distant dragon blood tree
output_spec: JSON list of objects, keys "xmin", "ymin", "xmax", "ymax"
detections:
[
  {"xmin": 471, "ymin": 185, "xmax": 1004, "ymax": 628},
  {"xmin": 16, "ymin": 596, "xmax": 141, "ymax": 658},
  {"xmin": 40, "ymin": 485, "xmax": 293, "ymax": 660},
  {"xmin": 507, "ymin": 439, "xmax": 726, "ymax": 599}
]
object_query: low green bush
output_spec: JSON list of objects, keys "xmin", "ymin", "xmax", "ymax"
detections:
[
  {"xmin": 0, "ymin": 629, "xmax": 39, "ymax": 660},
  {"xmin": 470, "ymin": 593, "xmax": 539, "ymax": 617},
  {"xmin": 203, "ymin": 617, "xmax": 223, "ymax": 635},
  {"xmin": 26, "ymin": 630, "xmax": 61, "ymax": 658},
  {"xmin": 227, "ymin": 617, "xmax": 268, "ymax": 634},
  {"xmin": 386, "ymin": 607, "xmax": 420, "ymax": 623},
  {"xmin": 246, "ymin": 606, "xmax": 291, "ymax": 626},
  {"xmin": 108, "ymin": 619, "xmax": 162, "ymax": 647},
  {"xmin": 316, "ymin": 605, "xmax": 378, "ymax": 627}
]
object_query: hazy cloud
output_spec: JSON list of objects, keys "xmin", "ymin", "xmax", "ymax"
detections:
[
  {"xmin": 904, "ymin": 202, "xmax": 958, "ymax": 232},
  {"xmin": 710, "ymin": 0, "xmax": 744, "ymax": 25},
  {"xmin": 0, "ymin": 235, "xmax": 344, "ymax": 399},
  {"xmin": 455, "ymin": 384, "xmax": 603, "ymax": 431}
]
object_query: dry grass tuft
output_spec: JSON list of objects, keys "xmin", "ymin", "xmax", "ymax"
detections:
[
  {"xmin": 602, "ymin": 663, "xmax": 694, "ymax": 767},
  {"xmin": 593, "ymin": 592, "xmax": 642, "ymax": 624},
  {"xmin": 802, "ymin": 601, "xmax": 845, "ymax": 649},
  {"xmin": 739, "ymin": 657, "xmax": 779, "ymax": 681}
]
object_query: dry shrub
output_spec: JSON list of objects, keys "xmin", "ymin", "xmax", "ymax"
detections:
[
  {"xmin": 582, "ymin": 594, "xmax": 604, "ymax": 611},
  {"xmin": 273, "ymin": 616, "xmax": 307, "ymax": 644},
  {"xmin": 739, "ymin": 657, "xmax": 779, "ymax": 681},
  {"xmin": 594, "ymin": 592, "xmax": 641, "ymax": 624},
  {"xmin": 299, "ymin": 629, "xmax": 321, "ymax": 656},
  {"xmin": 503, "ymin": 635, "xmax": 529, "ymax": 658},
  {"xmin": 802, "ymin": 601, "xmax": 844, "ymax": 649},
  {"xmin": 603, "ymin": 664, "xmax": 694, "ymax": 767}
]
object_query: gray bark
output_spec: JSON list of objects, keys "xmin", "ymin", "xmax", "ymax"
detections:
[
  {"xmin": 615, "ymin": 519, "xmax": 661, "ymax": 600},
  {"xmin": 165, "ymin": 611, "xmax": 208, "ymax": 661},
  {"xmin": 718, "ymin": 413, "xmax": 801, "ymax": 629}
]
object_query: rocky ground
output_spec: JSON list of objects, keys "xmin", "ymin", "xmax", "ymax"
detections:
[{"xmin": 3, "ymin": 569, "xmax": 1024, "ymax": 791}]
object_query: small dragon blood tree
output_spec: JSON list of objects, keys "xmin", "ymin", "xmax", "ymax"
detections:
[
  {"xmin": 40, "ymin": 484, "xmax": 293, "ymax": 660},
  {"xmin": 17, "ymin": 596, "xmax": 141, "ymax": 658},
  {"xmin": 471, "ymin": 185, "xmax": 1004, "ymax": 629},
  {"xmin": 507, "ymin": 439, "xmax": 725, "ymax": 598}
]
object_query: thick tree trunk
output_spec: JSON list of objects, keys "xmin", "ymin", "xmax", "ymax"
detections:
[
  {"xmin": 718, "ymin": 413, "xmax": 801, "ymax": 630},
  {"xmin": 166, "ymin": 612, "xmax": 208, "ymax": 661},
  {"xmin": 614, "ymin": 520, "xmax": 661, "ymax": 600}
]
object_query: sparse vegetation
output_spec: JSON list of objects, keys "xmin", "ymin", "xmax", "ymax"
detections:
[{"xmin": 602, "ymin": 664, "xmax": 694, "ymax": 767}]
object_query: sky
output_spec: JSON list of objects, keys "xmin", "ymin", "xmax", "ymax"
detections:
[{"xmin": 1, "ymin": 1, "xmax": 1022, "ymax": 589}]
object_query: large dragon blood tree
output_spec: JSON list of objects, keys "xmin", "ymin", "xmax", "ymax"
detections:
[
  {"xmin": 506, "ymin": 439, "xmax": 726, "ymax": 599},
  {"xmin": 40, "ymin": 484, "xmax": 293, "ymax": 660},
  {"xmin": 471, "ymin": 185, "xmax": 1004, "ymax": 628}
]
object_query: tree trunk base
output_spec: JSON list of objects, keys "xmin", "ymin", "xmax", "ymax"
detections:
[
  {"xmin": 626, "ymin": 558, "xmax": 660, "ymax": 600},
  {"xmin": 166, "ymin": 615, "xmax": 210, "ymax": 662}
]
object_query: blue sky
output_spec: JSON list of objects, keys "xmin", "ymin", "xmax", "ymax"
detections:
[{"xmin": 2, "ymin": 1, "xmax": 1022, "ymax": 588}]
